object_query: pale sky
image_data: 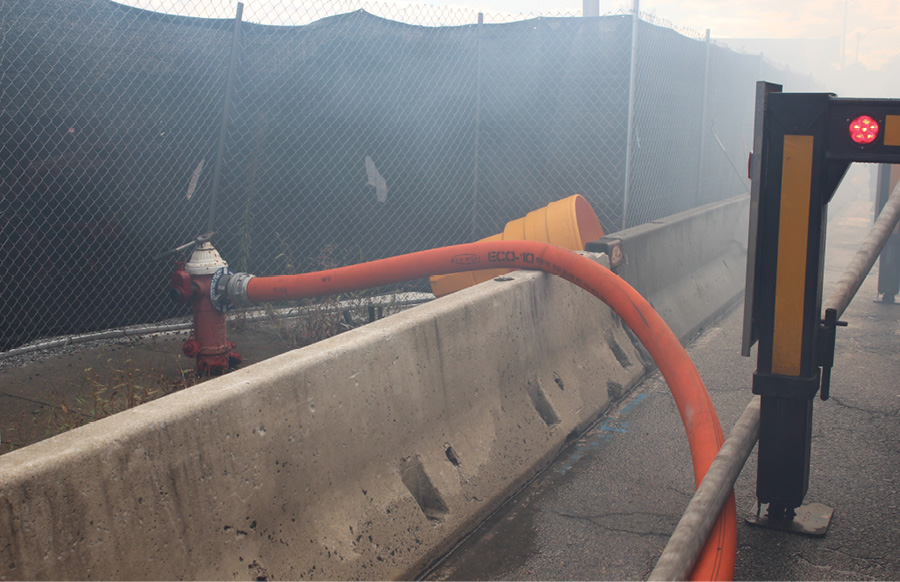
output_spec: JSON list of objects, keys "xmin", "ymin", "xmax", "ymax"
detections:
[
  {"xmin": 121, "ymin": 0, "xmax": 900, "ymax": 71},
  {"xmin": 431, "ymin": 0, "xmax": 900, "ymax": 70}
]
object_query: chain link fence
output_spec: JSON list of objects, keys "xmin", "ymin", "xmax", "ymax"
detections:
[{"xmin": 1, "ymin": 0, "xmax": 816, "ymax": 353}]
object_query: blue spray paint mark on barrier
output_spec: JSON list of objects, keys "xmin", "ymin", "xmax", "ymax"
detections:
[{"xmin": 555, "ymin": 392, "xmax": 648, "ymax": 475}]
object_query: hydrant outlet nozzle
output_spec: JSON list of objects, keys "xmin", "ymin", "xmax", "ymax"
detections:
[{"xmin": 216, "ymin": 271, "xmax": 255, "ymax": 309}]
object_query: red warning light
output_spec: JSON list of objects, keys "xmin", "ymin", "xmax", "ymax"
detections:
[{"xmin": 849, "ymin": 115, "xmax": 879, "ymax": 144}]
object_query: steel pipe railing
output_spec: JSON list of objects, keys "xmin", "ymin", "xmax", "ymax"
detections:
[
  {"xmin": 648, "ymin": 396, "xmax": 760, "ymax": 581},
  {"xmin": 824, "ymin": 179, "xmax": 900, "ymax": 318},
  {"xmin": 649, "ymin": 179, "xmax": 900, "ymax": 581}
]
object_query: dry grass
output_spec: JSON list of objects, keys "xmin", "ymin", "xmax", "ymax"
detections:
[{"xmin": 0, "ymin": 355, "xmax": 200, "ymax": 454}]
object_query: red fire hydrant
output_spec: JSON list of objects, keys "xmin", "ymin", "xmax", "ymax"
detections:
[{"xmin": 170, "ymin": 242, "xmax": 241, "ymax": 375}]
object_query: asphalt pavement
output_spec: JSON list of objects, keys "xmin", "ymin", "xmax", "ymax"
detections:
[{"xmin": 423, "ymin": 183, "xmax": 900, "ymax": 580}]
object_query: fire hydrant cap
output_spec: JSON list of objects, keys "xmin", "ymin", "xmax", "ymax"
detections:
[{"xmin": 186, "ymin": 242, "xmax": 228, "ymax": 276}]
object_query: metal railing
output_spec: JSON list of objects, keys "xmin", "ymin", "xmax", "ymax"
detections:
[{"xmin": 648, "ymin": 179, "xmax": 900, "ymax": 581}]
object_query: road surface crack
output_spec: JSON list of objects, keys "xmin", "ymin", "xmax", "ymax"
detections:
[
  {"xmin": 827, "ymin": 396, "xmax": 899, "ymax": 418},
  {"xmin": 795, "ymin": 551, "xmax": 880, "ymax": 579},
  {"xmin": 556, "ymin": 510, "xmax": 673, "ymax": 538}
]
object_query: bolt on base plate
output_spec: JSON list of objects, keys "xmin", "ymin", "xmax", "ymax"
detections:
[{"xmin": 745, "ymin": 502, "xmax": 834, "ymax": 537}]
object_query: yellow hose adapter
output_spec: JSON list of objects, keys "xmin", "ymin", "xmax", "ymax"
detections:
[{"xmin": 429, "ymin": 194, "xmax": 604, "ymax": 297}]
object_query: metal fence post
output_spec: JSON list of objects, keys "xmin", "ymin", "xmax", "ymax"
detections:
[
  {"xmin": 621, "ymin": 0, "xmax": 639, "ymax": 230},
  {"xmin": 695, "ymin": 28, "xmax": 711, "ymax": 208},
  {"xmin": 207, "ymin": 2, "xmax": 244, "ymax": 235},
  {"xmin": 471, "ymin": 12, "xmax": 483, "ymax": 241}
]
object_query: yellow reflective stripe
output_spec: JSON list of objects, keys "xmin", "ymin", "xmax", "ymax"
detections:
[
  {"xmin": 885, "ymin": 116, "xmax": 900, "ymax": 147},
  {"xmin": 772, "ymin": 135, "xmax": 814, "ymax": 376}
]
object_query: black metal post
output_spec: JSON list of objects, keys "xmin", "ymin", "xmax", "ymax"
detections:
[
  {"xmin": 470, "ymin": 12, "xmax": 483, "ymax": 242},
  {"xmin": 876, "ymin": 164, "xmax": 900, "ymax": 302},
  {"xmin": 695, "ymin": 28, "xmax": 711, "ymax": 208},
  {"xmin": 207, "ymin": 2, "xmax": 244, "ymax": 235},
  {"xmin": 746, "ymin": 91, "xmax": 840, "ymax": 513},
  {"xmin": 744, "ymin": 86, "xmax": 900, "ymax": 535}
]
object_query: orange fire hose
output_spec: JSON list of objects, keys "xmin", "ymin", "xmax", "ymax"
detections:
[{"xmin": 244, "ymin": 240, "xmax": 737, "ymax": 581}]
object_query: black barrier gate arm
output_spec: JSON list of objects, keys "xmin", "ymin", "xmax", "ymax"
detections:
[{"xmin": 741, "ymin": 82, "xmax": 900, "ymax": 534}]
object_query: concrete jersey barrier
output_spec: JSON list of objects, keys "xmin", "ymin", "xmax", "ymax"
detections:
[
  {"xmin": 0, "ymin": 196, "xmax": 749, "ymax": 580},
  {"xmin": 587, "ymin": 195, "xmax": 750, "ymax": 343},
  {"xmin": 0, "ymin": 253, "xmax": 648, "ymax": 580}
]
